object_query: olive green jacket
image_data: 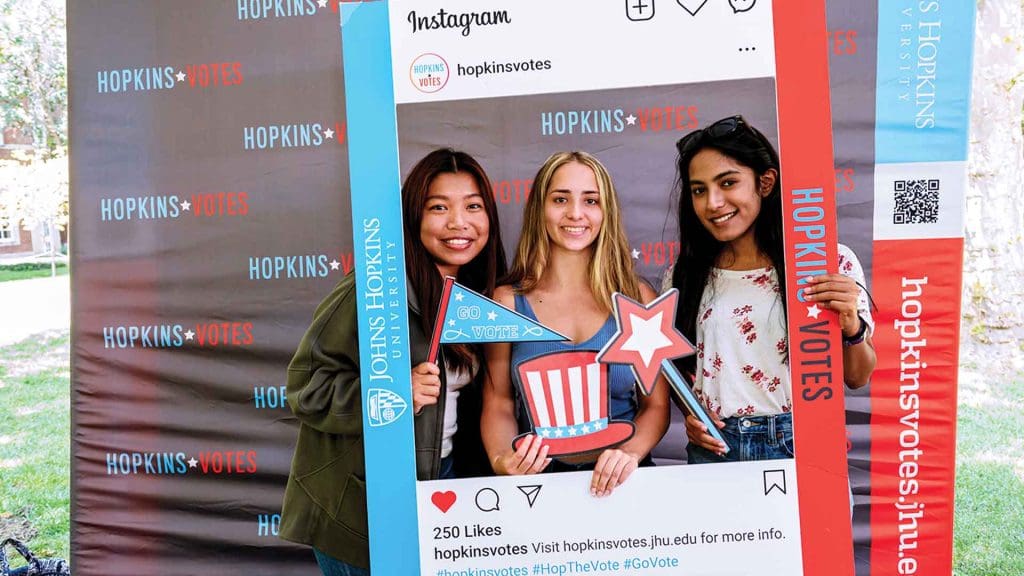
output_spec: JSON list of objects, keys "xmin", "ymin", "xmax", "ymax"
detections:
[{"xmin": 279, "ymin": 273, "xmax": 487, "ymax": 568}]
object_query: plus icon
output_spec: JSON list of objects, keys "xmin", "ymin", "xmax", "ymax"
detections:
[{"xmin": 626, "ymin": 0, "xmax": 655, "ymax": 21}]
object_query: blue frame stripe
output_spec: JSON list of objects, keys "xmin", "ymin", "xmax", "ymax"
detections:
[
  {"xmin": 340, "ymin": 3, "xmax": 419, "ymax": 574},
  {"xmin": 875, "ymin": 1, "xmax": 976, "ymax": 163}
]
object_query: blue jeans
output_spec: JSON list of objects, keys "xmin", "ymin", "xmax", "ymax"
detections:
[
  {"xmin": 439, "ymin": 454, "xmax": 454, "ymax": 479},
  {"xmin": 687, "ymin": 412, "xmax": 794, "ymax": 463},
  {"xmin": 313, "ymin": 548, "xmax": 369, "ymax": 576}
]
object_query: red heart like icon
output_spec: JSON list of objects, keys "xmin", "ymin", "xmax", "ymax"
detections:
[{"xmin": 431, "ymin": 491, "xmax": 456, "ymax": 513}]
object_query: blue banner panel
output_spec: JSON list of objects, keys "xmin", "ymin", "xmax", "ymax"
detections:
[
  {"xmin": 340, "ymin": 3, "xmax": 419, "ymax": 574},
  {"xmin": 875, "ymin": 1, "xmax": 976, "ymax": 163}
]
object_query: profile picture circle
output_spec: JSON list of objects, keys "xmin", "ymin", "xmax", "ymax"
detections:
[{"xmin": 410, "ymin": 53, "xmax": 450, "ymax": 94}]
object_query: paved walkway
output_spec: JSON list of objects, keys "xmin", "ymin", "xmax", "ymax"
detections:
[{"xmin": 0, "ymin": 275, "xmax": 70, "ymax": 346}]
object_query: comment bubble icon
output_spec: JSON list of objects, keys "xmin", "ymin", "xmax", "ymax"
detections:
[
  {"xmin": 475, "ymin": 488, "xmax": 500, "ymax": 512},
  {"xmin": 729, "ymin": 0, "xmax": 756, "ymax": 13}
]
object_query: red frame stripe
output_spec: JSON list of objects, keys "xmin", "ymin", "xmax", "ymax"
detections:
[{"xmin": 773, "ymin": 0, "xmax": 855, "ymax": 574}]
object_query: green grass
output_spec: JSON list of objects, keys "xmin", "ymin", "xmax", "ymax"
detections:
[
  {"xmin": 0, "ymin": 264, "xmax": 69, "ymax": 283},
  {"xmin": 953, "ymin": 368, "xmax": 1024, "ymax": 575},
  {"xmin": 0, "ymin": 330, "xmax": 1020, "ymax": 573},
  {"xmin": 0, "ymin": 331, "xmax": 70, "ymax": 566}
]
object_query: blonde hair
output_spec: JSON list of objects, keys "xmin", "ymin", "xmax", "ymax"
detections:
[{"xmin": 506, "ymin": 151, "xmax": 641, "ymax": 313}]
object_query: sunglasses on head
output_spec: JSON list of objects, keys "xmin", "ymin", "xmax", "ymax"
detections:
[{"xmin": 675, "ymin": 115, "xmax": 750, "ymax": 156}]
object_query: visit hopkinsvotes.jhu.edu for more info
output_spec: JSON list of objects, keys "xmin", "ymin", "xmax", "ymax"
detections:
[{"xmin": 430, "ymin": 526, "xmax": 788, "ymax": 574}]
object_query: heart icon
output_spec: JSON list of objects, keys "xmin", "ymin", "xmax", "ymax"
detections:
[
  {"xmin": 431, "ymin": 491, "xmax": 456, "ymax": 513},
  {"xmin": 677, "ymin": 0, "xmax": 709, "ymax": 16}
]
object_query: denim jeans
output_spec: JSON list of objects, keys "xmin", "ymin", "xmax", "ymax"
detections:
[
  {"xmin": 439, "ymin": 454, "xmax": 454, "ymax": 480},
  {"xmin": 687, "ymin": 412, "xmax": 794, "ymax": 463},
  {"xmin": 313, "ymin": 548, "xmax": 370, "ymax": 576}
]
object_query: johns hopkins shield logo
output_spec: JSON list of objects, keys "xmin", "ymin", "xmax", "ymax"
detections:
[{"xmin": 367, "ymin": 389, "xmax": 407, "ymax": 427}]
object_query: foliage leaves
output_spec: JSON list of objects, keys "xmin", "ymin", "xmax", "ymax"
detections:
[{"xmin": 0, "ymin": 0, "xmax": 66, "ymax": 154}]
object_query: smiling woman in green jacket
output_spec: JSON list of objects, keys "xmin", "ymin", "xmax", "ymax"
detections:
[{"xmin": 279, "ymin": 149, "xmax": 507, "ymax": 575}]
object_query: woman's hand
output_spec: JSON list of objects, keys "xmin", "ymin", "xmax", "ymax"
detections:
[
  {"xmin": 685, "ymin": 413, "xmax": 727, "ymax": 455},
  {"xmin": 590, "ymin": 448, "xmax": 640, "ymax": 497},
  {"xmin": 411, "ymin": 362, "xmax": 441, "ymax": 415},
  {"xmin": 803, "ymin": 274, "xmax": 863, "ymax": 337},
  {"xmin": 491, "ymin": 434, "xmax": 551, "ymax": 475},
  {"xmin": 804, "ymin": 273, "xmax": 876, "ymax": 387}
]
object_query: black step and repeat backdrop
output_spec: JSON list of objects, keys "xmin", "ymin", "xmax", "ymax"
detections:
[
  {"xmin": 69, "ymin": 2, "xmax": 895, "ymax": 575},
  {"xmin": 69, "ymin": 2, "xmax": 351, "ymax": 573}
]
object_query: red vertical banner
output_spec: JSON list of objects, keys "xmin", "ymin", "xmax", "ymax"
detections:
[
  {"xmin": 870, "ymin": 238, "xmax": 962, "ymax": 575},
  {"xmin": 773, "ymin": 1, "xmax": 855, "ymax": 574}
]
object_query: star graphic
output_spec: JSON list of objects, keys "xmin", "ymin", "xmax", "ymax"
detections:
[
  {"xmin": 317, "ymin": 0, "xmax": 327, "ymax": 7},
  {"xmin": 595, "ymin": 420, "xmax": 605, "ymax": 430},
  {"xmin": 448, "ymin": 319, "xmax": 456, "ymax": 327},
  {"xmin": 184, "ymin": 329, "xmax": 195, "ymax": 341},
  {"xmin": 631, "ymin": 248, "xmax": 640, "ymax": 259},
  {"xmin": 324, "ymin": 128, "xmax": 335, "ymax": 139},
  {"xmin": 176, "ymin": 71, "xmax": 186, "ymax": 82},
  {"xmin": 621, "ymin": 311, "xmax": 673, "ymax": 366},
  {"xmin": 596, "ymin": 289, "xmax": 695, "ymax": 395},
  {"xmin": 581, "ymin": 423, "xmax": 591, "ymax": 434},
  {"xmin": 568, "ymin": 427, "xmax": 578, "ymax": 436},
  {"xmin": 187, "ymin": 457, "xmax": 198, "ymax": 468},
  {"xmin": 180, "ymin": 200, "xmax": 191, "ymax": 211},
  {"xmin": 806, "ymin": 304, "xmax": 822, "ymax": 319},
  {"xmin": 554, "ymin": 429, "xmax": 564, "ymax": 438},
  {"xmin": 454, "ymin": 291, "xmax": 464, "ymax": 302},
  {"xmin": 329, "ymin": 260, "xmax": 340, "ymax": 270},
  {"xmin": 626, "ymin": 114, "xmax": 637, "ymax": 126},
  {"xmin": 540, "ymin": 429, "xmax": 551, "ymax": 438},
  {"xmin": 487, "ymin": 310, "xmax": 497, "ymax": 321}
]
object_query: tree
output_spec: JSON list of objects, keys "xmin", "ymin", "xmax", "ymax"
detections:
[
  {"xmin": 0, "ymin": 153, "xmax": 68, "ymax": 274},
  {"xmin": 0, "ymin": 0, "xmax": 66, "ymax": 155},
  {"xmin": 0, "ymin": 0, "xmax": 68, "ymax": 272}
]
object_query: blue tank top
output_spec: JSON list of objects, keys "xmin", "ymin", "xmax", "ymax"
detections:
[{"xmin": 511, "ymin": 293, "xmax": 638, "ymax": 424}]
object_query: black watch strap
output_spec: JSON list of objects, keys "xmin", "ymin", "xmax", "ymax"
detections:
[{"xmin": 842, "ymin": 315, "xmax": 868, "ymax": 347}]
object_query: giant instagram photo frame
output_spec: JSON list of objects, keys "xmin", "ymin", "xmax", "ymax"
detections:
[{"xmin": 341, "ymin": 1, "xmax": 852, "ymax": 574}]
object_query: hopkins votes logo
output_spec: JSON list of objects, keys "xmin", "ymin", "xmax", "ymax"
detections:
[
  {"xmin": 367, "ymin": 388, "xmax": 407, "ymax": 427},
  {"xmin": 410, "ymin": 53, "xmax": 450, "ymax": 93}
]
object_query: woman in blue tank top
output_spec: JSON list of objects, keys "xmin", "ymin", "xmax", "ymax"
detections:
[{"xmin": 482, "ymin": 151, "xmax": 669, "ymax": 497}]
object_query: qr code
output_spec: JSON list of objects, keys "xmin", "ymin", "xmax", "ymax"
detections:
[{"xmin": 893, "ymin": 179, "xmax": 939, "ymax": 224}]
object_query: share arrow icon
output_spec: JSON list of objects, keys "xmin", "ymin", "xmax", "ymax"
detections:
[{"xmin": 517, "ymin": 484, "xmax": 542, "ymax": 508}]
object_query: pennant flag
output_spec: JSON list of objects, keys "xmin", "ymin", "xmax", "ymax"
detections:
[{"xmin": 427, "ymin": 277, "xmax": 568, "ymax": 364}]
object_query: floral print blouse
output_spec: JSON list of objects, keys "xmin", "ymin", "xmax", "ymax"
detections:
[{"xmin": 692, "ymin": 245, "xmax": 872, "ymax": 418}]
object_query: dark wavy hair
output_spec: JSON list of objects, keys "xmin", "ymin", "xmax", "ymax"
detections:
[
  {"xmin": 402, "ymin": 148, "xmax": 507, "ymax": 371},
  {"xmin": 670, "ymin": 117, "xmax": 786, "ymax": 371}
]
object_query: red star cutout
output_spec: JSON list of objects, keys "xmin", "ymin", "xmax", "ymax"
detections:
[{"xmin": 596, "ymin": 289, "xmax": 696, "ymax": 396}]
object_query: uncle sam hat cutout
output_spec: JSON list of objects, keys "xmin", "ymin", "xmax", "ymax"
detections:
[{"xmin": 512, "ymin": 350, "xmax": 635, "ymax": 458}]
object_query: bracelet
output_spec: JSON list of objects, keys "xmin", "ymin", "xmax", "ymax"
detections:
[{"xmin": 842, "ymin": 315, "xmax": 868, "ymax": 347}]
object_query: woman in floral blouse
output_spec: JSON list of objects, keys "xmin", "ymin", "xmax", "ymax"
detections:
[{"xmin": 667, "ymin": 116, "xmax": 876, "ymax": 463}]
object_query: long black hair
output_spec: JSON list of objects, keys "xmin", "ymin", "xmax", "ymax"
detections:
[
  {"xmin": 671, "ymin": 116, "xmax": 786, "ymax": 370},
  {"xmin": 402, "ymin": 148, "xmax": 508, "ymax": 371}
]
